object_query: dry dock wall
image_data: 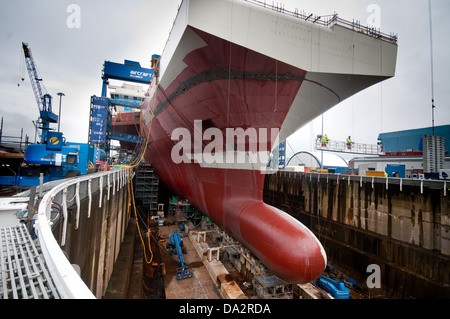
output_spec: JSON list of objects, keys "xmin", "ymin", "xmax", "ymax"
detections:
[
  {"xmin": 50, "ymin": 176, "xmax": 131, "ymax": 298},
  {"xmin": 263, "ymin": 172, "xmax": 450, "ymax": 298}
]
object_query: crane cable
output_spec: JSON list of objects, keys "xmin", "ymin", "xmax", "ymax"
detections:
[
  {"xmin": 18, "ymin": 45, "xmax": 25, "ymax": 87},
  {"xmin": 428, "ymin": 0, "xmax": 436, "ymax": 135},
  {"xmin": 122, "ymin": 84, "xmax": 158, "ymax": 169},
  {"xmin": 120, "ymin": 82, "xmax": 159, "ymax": 264}
]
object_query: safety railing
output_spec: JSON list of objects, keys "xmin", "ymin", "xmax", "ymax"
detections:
[
  {"xmin": 275, "ymin": 169, "xmax": 448, "ymax": 197},
  {"xmin": 244, "ymin": 0, "xmax": 398, "ymax": 44},
  {"xmin": 34, "ymin": 168, "xmax": 132, "ymax": 299},
  {"xmin": 315, "ymin": 138, "xmax": 385, "ymax": 156}
]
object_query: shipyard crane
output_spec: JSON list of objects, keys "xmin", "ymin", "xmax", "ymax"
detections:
[
  {"xmin": 0, "ymin": 43, "xmax": 100, "ymax": 187},
  {"xmin": 21, "ymin": 42, "xmax": 58, "ymax": 141}
]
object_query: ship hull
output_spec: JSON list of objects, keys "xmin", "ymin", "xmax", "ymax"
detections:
[
  {"xmin": 140, "ymin": 0, "xmax": 397, "ymax": 284},
  {"xmin": 141, "ymin": 25, "xmax": 327, "ymax": 283},
  {"xmin": 112, "ymin": 111, "xmax": 140, "ymax": 151}
]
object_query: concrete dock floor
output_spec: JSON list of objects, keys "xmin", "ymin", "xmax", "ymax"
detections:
[
  {"xmin": 104, "ymin": 215, "xmax": 220, "ymax": 299},
  {"xmin": 159, "ymin": 222, "xmax": 220, "ymax": 299}
]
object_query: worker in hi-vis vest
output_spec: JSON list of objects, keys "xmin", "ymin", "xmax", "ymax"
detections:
[
  {"xmin": 321, "ymin": 134, "xmax": 329, "ymax": 147},
  {"xmin": 346, "ymin": 136, "xmax": 353, "ymax": 149}
]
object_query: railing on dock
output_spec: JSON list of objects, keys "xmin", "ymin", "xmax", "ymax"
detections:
[
  {"xmin": 278, "ymin": 169, "xmax": 448, "ymax": 197},
  {"xmin": 34, "ymin": 168, "xmax": 133, "ymax": 299}
]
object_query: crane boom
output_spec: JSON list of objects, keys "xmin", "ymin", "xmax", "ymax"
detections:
[{"xmin": 22, "ymin": 42, "xmax": 58, "ymax": 125}]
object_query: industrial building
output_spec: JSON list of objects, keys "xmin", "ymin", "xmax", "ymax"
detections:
[{"xmin": 351, "ymin": 125, "xmax": 450, "ymax": 179}]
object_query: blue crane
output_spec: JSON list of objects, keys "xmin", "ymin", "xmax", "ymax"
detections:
[
  {"xmin": 0, "ymin": 43, "xmax": 101, "ymax": 187},
  {"xmin": 90, "ymin": 57, "xmax": 159, "ymax": 156},
  {"xmin": 22, "ymin": 42, "xmax": 58, "ymax": 141},
  {"xmin": 101, "ymin": 58, "xmax": 158, "ymax": 98}
]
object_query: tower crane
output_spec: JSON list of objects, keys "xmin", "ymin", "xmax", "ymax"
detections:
[{"xmin": 21, "ymin": 42, "xmax": 58, "ymax": 141}]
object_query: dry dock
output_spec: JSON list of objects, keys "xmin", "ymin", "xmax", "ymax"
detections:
[
  {"xmin": 104, "ymin": 170, "xmax": 449, "ymax": 300},
  {"xmin": 263, "ymin": 171, "xmax": 450, "ymax": 299}
]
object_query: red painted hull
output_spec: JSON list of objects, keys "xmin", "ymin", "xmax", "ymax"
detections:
[
  {"xmin": 141, "ymin": 27, "xmax": 326, "ymax": 283},
  {"xmin": 112, "ymin": 112, "xmax": 140, "ymax": 150},
  {"xmin": 112, "ymin": 112, "xmax": 140, "ymax": 134}
]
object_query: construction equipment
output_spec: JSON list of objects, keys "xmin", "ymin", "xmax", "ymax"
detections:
[
  {"xmin": 314, "ymin": 275, "xmax": 350, "ymax": 299},
  {"xmin": 93, "ymin": 58, "xmax": 158, "ymax": 157},
  {"xmin": 21, "ymin": 42, "xmax": 57, "ymax": 141},
  {"xmin": 101, "ymin": 58, "xmax": 157, "ymax": 98},
  {"xmin": 166, "ymin": 231, "xmax": 193, "ymax": 280},
  {"xmin": 0, "ymin": 43, "xmax": 99, "ymax": 187}
]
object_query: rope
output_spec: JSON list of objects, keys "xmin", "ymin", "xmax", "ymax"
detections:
[
  {"xmin": 118, "ymin": 82, "xmax": 160, "ymax": 264},
  {"xmin": 117, "ymin": 83, "xmax": 159, "ymax": 169},
  {"xmin": 274, "ymin": 60, "xmax": 278, "ymax": 112}
]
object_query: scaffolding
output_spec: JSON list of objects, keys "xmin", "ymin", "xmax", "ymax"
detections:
[
  {"xmin": 134, "ymin": 163, "xmax": 159, "ymax": 213},
  {"xmin": 212, "ymin": 222, "xmax": 293, "ymax": 299},
  {"xmin": 189, "ymin": 219, "xmax": 293, "ymax": 299},
  {"xmin": 315, "ymin": 137, "xmax": 385, "ymax": 156},
  {"xmin": 253, "ymin": 274, "xmax": 292, "ymax": 299}
]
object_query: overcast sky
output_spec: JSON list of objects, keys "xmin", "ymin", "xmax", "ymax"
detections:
[{"xmin": 0, "ymin": 0, "xmax": 449, "ymax": 161}]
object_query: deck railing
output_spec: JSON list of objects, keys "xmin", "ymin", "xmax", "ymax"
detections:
[
  {"xmin": 244, "ymin": 0, "xmax": 398, "ymax": 44},
  {"xmin": 34, "ymin": 168, "xmax": 132, "ymax": 299}
]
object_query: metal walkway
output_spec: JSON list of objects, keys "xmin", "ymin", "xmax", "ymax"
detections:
[
  {"xmin": 315, "ymin": 139, "xmax": 385, "ymax": 156},
  {"xmin": 0, "ymin": 224, "xmax": 59, "ymax": 299}
]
